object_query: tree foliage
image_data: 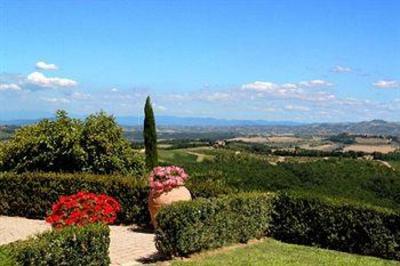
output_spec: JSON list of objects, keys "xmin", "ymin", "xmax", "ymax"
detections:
[
  {"xmin": 0, "ymin": 110, "xmax": 144, "ymax": 175},
  {"xmin": 162, "ymin": 149, "xmax": 400, "ymax": 210},
  {"xmin": 81, "ymin": 112, "xmax": 143, "ymax": 174},
  {"xmin": 143, "ymin": 96, "xmax": 158, "ymax": 170}
]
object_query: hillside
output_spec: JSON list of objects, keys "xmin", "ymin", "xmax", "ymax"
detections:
[{"xmin": 2, "ymin": 118, "xmax": 400, "ymax": 139}]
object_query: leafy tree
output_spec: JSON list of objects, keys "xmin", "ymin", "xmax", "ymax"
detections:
[
  {"xmin": 143, "ymin": 96, "xmax": 158, "ymax": 170},
  {"xmin": 0, "ymin": 110, "xmax": 144, "ymax": 175},
  {"xmin": 80, "ymin": 112, "xmax": 144, "ymax": 175},
  {"xmin": 0, "ymin": 110, "xmax": 85, "ymax": 172}
]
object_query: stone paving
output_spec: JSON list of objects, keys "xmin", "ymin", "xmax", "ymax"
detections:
[{"xmin": 0, "ymin": 216, "xmax": 159, "ymax": 266}]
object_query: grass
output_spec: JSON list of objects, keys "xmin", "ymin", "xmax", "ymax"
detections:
[
  {"xmin": 172, "ymin": 238, "xmax": 400, "ymax": 266},
  {"xmin": 159, "ymin": 148, "xmax": 214, "ymax": 164},
  {"xmin": 389, "ymin": 160, "xmax": 400, "ymax": 171},
  {"xmin": 159, "ymin": 149, "xmax": 198, "ymax": 164}
]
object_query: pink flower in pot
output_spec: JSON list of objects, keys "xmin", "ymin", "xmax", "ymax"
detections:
[{"xmin": 148, "ymin": 166, "xmax": 192, "ymax": 227}]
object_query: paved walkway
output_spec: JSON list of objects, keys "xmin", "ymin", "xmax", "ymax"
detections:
[{"xmin": 0, "ymin": 216, "xmax": 159, "ymax": 265}]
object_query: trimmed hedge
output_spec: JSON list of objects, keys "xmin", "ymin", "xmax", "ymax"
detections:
[
  {"xmin": 270, "ymin": 193, "xmax": 400, "ymax": 261},
  {"xmin": 155, "ymin": 192, "xmax": 276, "ymax": 256},
  {"xmin": 155, "ymin": 191, "xmax": 400, "ymax": 261},
  {"xmin": 0, "ymin": 223, "xmax": 110, "ymax": 266},
  {"xmin": 0, "ymin": 172, "xmax": 149, "ymax": 225}
]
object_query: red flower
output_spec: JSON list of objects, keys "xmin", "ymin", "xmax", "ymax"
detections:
[{"xmin": 46, "ymin": 191, "xmax": 121, "ymax": 229}]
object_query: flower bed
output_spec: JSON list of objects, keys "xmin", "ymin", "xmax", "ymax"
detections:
[
  {"xmin": 0, "ymin": 223, "xmax": 110, "ymax": 265},
  {"xmin": 46, "ymin": 192, "xmax": 121, "ymax": 228}
]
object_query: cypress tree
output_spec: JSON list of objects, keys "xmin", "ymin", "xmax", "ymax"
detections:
[{"xmin": 143, "ymin": 96, "xmax": 158, "ymax": 170}]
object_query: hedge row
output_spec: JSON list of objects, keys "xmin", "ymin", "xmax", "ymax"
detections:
[
  {"xmin": 0, "ymin": 172, "xmax": 149, "ymax": 225},
  {"xmin": 155, "ymin": 192, "xmax": 275, "ymax": 256},
  {"xmin": 0, "ymin": 223, "xmax": 110, "ymax": 266},
  {"xmin": 270, "ymin": 193, "xmax": 400, "ymax": 261},
  {"xmin": 155, "ymin": 192, "xmax": 400, "ymax": 261}
]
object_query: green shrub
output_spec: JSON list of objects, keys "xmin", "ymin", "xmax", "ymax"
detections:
[
  {"xmin": 363, "ymin": 175, "xmax": 400, "ymax": 205},
  {"xmin": 0, "ymin": 172, "xmax": 150, "ymax": 225},
  {"xmin": 270, "ymin": 193, "xmax": 400, "ymax": 261},
  {"xmin": 154, "ymin": 190, "xmax": 400, "ymax": 261},
  {"xmin": 0, "ymin": 248, "xmax": 14, "ymax": 266},
  {"xmin": 374, "ymin": 151, "xmax": 400, "ymax": 161},
  {"xmin": 0, "ymin": 223, "xmax": 110, "ymax": 266},
  {"xmin": 155, "ymin": 192, "xmax": 276, "ymax": 256},
  {"xmin": 0, "ymin": 110, "xmax": 144, "ymax": 175},
  {"xmin": 328, "ymin": 133, "xmax": 356, "ymax": 144},
  {"xmin": 187, "ymin": 179, "xmax": 238, "ymax": 199}
]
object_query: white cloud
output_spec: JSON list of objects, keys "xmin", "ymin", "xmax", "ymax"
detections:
[
  {"xmin": 40, "ymin": 97, "xmax": 70, "ymax": 104},
  {"xmin": 71, "ymin": 92, "xmax": 91, "ymax": 100},
  {"xmin": 284, "ymin": 105, "xmax": 311, "ymax": 112},
  {"xmin": 242, "ymin": 81, "xmax": 278, "ymax": 92},
  {"xmin": 243, "ymin": 79, "xmax": 333, "ymax": 92},
  {"xmin": 152, "ymin": 102, "xmax": 168, "ymax": 112},
  {"xmin": 201, "ymin": 92, "xmax": 232, "ymax": 102},
  {"xmin": 35, "ymin": 61, "xmax": 59, "ymax": 71},
  {"xmin": 281, "ymin": 83, "xmax": 298, "ymax": 89},
  {"xmin": 254, "ymin": 106, "xmax": 280, "ymax": 113},
  {"xmin": 157, "ymin": 105, "xmax": 167, "ymax": 111},
  {"xmin": 332, "ymin": 65, "xmax": 352, "ymax": 73},
  {"xmin": 303, "ymin": 92, "xmax": 336, "ymax": 102},
  {"xmin": 241, "ymin": 80, "xmax": 334, "ymax": 103},
  {"xmin": 166, "ymin": 91, "xmax": 234, "ymax": 103},
  {"xmin": 373, "ymin": 80, "xmax": 400, "ymax": 89},
  {"xmin": 111, "ymin": 88, "xmax": 118, "ymax": 92},
  {"xmin": 27, "ymin": 72, "xmax": 77, "ymax": 88},
  {"xmin": 299, "ymin": 79, "xmax": 333, "ymax": 88},
  {"xmin": 0, "ymin": 83, "xmax": 22, "ymax": 91}
]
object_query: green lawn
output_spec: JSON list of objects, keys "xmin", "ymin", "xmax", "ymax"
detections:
[
  {"xmin": 172, "ymin": 238, "xmax": 399, "ymax": 266},
  {"xmin": 159, "ymin": 149, "xmax": 198, "ymax": 164}
]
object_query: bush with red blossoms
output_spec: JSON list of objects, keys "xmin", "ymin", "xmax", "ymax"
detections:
[
  {"xmin": 46, "ymin": 191, "xmax": 121, "ymax": 228},
  {"xmin": 149, "ymin": 166, "xmax": 189, "ymax": 194}
]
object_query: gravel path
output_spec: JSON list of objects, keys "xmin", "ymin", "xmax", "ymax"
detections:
[{"xmin": 0, "ymin": 216, "xmax": 159, "ymax": 265}]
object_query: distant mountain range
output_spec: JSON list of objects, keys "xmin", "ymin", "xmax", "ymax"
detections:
[
  {"xmin": 0, "ymin": 116, "xmax": 304, "ymax": 127},
  {"xmin": 0, "ymin": 119, "xmax": 42, "ymax": 126},
  {"xmin": 1, "ymin": 116, "xmax": 400, "ymax": 136},
  {"xmin": 301, "ymin": 120, "xmax": 400, "ymax": 136},
  {"xmin": 116, "ymin": 116, "xmax": 304, "ymax": 127}
]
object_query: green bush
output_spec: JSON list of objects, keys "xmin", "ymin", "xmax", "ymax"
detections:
[
  {"xmin": 270, "ymin": 193, "xmax": 400, "ymax": 261},
  {"xmin": 154, "ymin": 190, "xmax": 400, "ymax": 261},
  {"xmin": 0, "ymin": 249, "xmax": 14, "ymax": 266},
  {"xmin": 187, "ymin": 179, "xmax": 237, "ymax": 199},
  {"xmin": 0, "ymin": 223, "xmax": 110, "ymax": 266},
  {"xmin": 374, "ymin": 151, "xmax": 400, "ymax": 161},
  {"xmin": 155, "ymin": 192, "xmax": 276, "ymax": 256},
  {"xmin": 0, "ymin": 172, "xmax": 150, "ymax": 225},
  {"xmin": 0, "ymin": 110, "xmax": 144, "ymax": 175}
]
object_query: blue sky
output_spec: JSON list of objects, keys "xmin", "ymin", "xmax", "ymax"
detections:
[{"xmin": 0, "ymin": 0, "xmax": 399, "ymax": 122}]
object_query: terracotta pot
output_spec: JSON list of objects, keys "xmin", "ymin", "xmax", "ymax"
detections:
[{"xmin": 148, "ymin": 186, "xmax": 191, "ymax": 227}]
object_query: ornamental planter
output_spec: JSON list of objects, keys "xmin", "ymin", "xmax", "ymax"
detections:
[{"xmin": 148, "ymin": 185, "xmax": 191, "ymax": 227}]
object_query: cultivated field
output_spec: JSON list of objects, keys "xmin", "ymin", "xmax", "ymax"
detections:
[{"xmin": 343, "ymin": 144, "xmax": 397, "ymax": 153}]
